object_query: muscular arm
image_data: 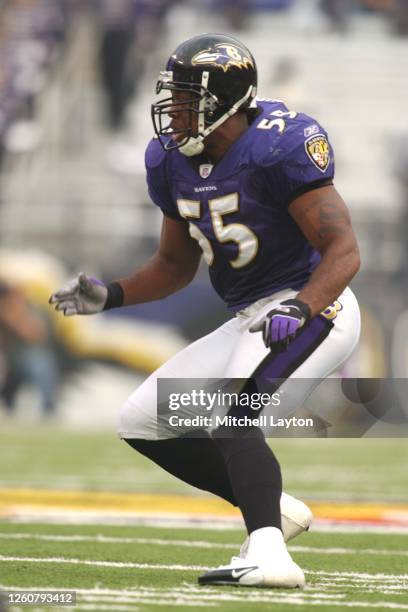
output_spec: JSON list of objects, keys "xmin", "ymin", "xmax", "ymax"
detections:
[
  {"xmin": 118, "ymin": 215, "xmax": 202, "ymax": 306},
  {"xmin": 289, "ymin": 185, "xmax": 360, "ymax": 317}
]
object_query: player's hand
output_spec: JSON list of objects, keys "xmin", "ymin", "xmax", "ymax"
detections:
[
  {"xmin": 49, "ymin": 272, "xmax": 108, "ymax": 316},
  {"xmin": 249, "ymin": 298, "xmax": 311, "ymax": 353}
]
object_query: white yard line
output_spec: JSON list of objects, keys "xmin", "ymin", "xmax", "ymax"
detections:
[
  {"xmin": 307, "ymin": 570, "xmax": 408, "ymax": 581},
  {"xmin": 1, "ymin": 585, "xmax": 408, "ymax": 610},
  {"xmin": 1, "ymin": 532, "xmax": 408, "ymax": 559},
  {"xmin": 1, "ymin": 556, "xmax": 407, "ymax": 583},
  {"xmin": 62, "ymin": 601, "xmax": 408, "ymax": 610},
  {"xmin": 291, "ymin": 545, "xmax": 408, "ymax": 557},
  {"xmin": 71, "ymin": 590, "xmax": 408, "ymax": 611},
  {"xmin": 77, "ymin": 596, "xmax": 214, "ymax": 608},
  {"xmin": 316, "ymin": 576, "xmax": 405, "ymax": 583},
  {"xmin": 0, "ymin": 555, "xmax": 208, "ymax": 571},
  {"xmin": 307, "ymin": 584, "xmax": 407, "ymax": 593},
  {"xmin": 77, "ymin": 592, "xmax": 344, "ymax": 602},
  {"xmin": 0, "ymin": 584, "xmax": 399, "ymax": 599},
  {"xmin": 0, "ymin": 532, "xmax": 237, "ymax": 550}
]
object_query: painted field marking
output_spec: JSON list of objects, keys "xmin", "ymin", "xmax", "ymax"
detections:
[
  {"xmin": 1, "ymin": 488, "xmax": 408, "ymax": 527},
  {"xmin": 40, "ymin": 602, "xmax": 408, "ymax": 610},
  {"xmin": 1, "ymin": 584, "xmax": 407, "ymax": 610},
  {"xmin": 291, "ymin": 545, "xmax": 408, "ymax": 557},
  {"xmin": 1, "ymin": 584, "xmax": 342, "ymax": 602},
  {"xmin": 1, "ymin": 533, "xmax": 408, "ymax": 559},
  {"xmin": 76, "ymin": 592, "xmax": 344, "ymax": 602},
  {"xmin": 0, "ymin": 489, "xmax": 241, "ymax": 518},
  {"xmin": 0, "ymin": 532, "xmax": 238, "ymax": 549},
  {"xmin": 1, "ymin": 556, "xmax": 407, "ymax": 584},
  {"xmin": 4, "ymin": 511, "xmax": 408, "ymax": 534},
  {"xmin": 44, "ymin": 601, "xmax": 408, "ymax": 610},
  {"xmin": 77, "ymin": 596, "xmax": 213, "ymax": 608},
  {"xmin": 307, "ymin": 570, "xmax": 408, "ymax": 582},
  {"xmin": 0, "ymin": 555, "xmax": 208, "ymax": 571},
  {"xmin": 315, "ymin": 583, "xmax": 408, "ymax": 597}
]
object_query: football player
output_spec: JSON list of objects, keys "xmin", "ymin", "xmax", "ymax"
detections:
[{"xmin": 50, "ymin": 33, "xmax": 361, "ymax": 588}]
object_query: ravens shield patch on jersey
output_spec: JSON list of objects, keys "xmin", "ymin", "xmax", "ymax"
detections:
[{"xmin": 305, "ymin": 134, "xmax": 330, "ymax": 172}]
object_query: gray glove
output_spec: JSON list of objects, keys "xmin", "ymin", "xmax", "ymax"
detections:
[{"xmin": 49, "ymin": 272, "xmax": 108, "ymax": 316}]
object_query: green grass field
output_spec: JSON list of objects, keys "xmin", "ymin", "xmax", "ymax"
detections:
[
  {"xmin": 0, "ymin": 424, "xmax": 407, "ymax": 611},
  {"xmin": 0, "ymin": 426, "xmax": 406, "ymax": 500},
  {"xmin": 1, "ymin": 522, "xmax": 408, "ymax": 611}
]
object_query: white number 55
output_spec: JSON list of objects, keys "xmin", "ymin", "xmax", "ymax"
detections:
[{"xmin": 177, "ymin": 193, "xmax": 259, "ymax": 269}]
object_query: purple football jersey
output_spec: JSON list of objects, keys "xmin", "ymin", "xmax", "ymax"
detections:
[{"xmin": 145, "ymin": 99, "xmax": 335, "ymax": 311}]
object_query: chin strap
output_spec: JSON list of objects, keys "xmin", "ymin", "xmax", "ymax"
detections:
[
  {"xmin": 179, "ymin": 136, "xmax": 205, "ymax": 157},
  {"xmin": 179, "ymin": 83, "xmax": 256, "ymax": 157}
]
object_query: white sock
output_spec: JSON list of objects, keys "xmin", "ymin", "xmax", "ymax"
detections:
[{"xmin": 245, "ymin": 526, "xmax": 292, "ymax": 565}]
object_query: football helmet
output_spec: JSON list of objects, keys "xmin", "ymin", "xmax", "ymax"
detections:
[{"xmin": 151, "ymin": 33, "xmax": 257, "ymax": 157}]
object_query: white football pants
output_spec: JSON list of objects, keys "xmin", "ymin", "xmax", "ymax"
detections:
[{"xmin": 118, "ymin": 287, "xmax": 360, "ymax": 440}]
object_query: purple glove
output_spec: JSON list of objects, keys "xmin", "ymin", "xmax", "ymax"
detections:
[{"xmin": 249, "ymin": 298, "xmax": 311, "ymax": 354}]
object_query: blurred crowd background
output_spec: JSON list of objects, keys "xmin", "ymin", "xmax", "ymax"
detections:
[{"xmin": 0, "ymin": 0, "xmax": 407, "ymax": 426}]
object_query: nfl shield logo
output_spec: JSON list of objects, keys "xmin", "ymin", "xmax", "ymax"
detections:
[{"xmin": 199, "ymin": 164, "xmax": 213, "ymax": 179}]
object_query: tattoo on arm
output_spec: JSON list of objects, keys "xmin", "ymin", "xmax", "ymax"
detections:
[{"xmin": 317, "ymin": 201, "xmax": 349, "ymax": 239}]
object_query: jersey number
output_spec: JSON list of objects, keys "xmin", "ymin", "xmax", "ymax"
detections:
[
  {"xmin": 257, "ymin": 109, "xmax": 298, "ymax": 133},
  {"xmin": 177, "ymin": 193, "xmax": 259, "ymax": 269}
]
